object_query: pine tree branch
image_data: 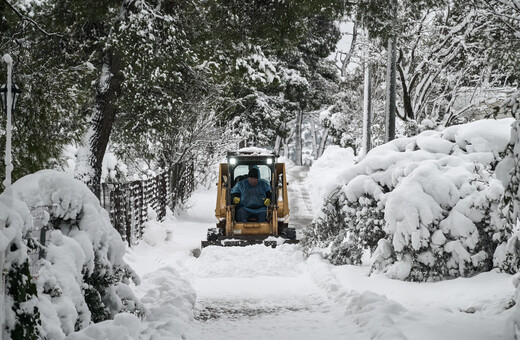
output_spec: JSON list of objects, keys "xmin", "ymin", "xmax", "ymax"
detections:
[{"xmin": 3, "ymin": 0, "xmax": 63, "ymax": 37}]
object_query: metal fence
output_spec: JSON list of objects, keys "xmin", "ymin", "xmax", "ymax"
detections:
[
  {"xmin": 27, "ymin": 205, "xmax": 54, "ymax": 279},
  {"xmin": 100, "ymin": 162, "xmax": 195, "ymax": 245},
  {"xmin": 22, "ymin": 163, "xmax": 196, "ymax": 271}
]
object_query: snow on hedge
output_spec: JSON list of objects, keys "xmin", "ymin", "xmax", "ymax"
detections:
[
  {"xmin": 10, "ymin": 170, "xmax": 142, "ymax": 339},
  {"xmin": 68, "ymin": 267, "xmax": 195, "ymax": 340},
  {"xmin": 0, "ymin": 188, "xmax": 41, "ymax": 339},
  {"xmin": 303, "ymin": 118, "xmax": 515, "ymax": 282}
]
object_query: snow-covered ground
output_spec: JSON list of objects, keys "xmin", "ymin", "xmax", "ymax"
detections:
[{"xmin": 123, "ymin": 161, "xmax": 515, "ymax": 340}]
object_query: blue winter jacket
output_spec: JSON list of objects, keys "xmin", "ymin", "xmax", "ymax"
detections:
[{"xmin": 231, "ymin": 178, "xmax": 271, "ymax": 214}]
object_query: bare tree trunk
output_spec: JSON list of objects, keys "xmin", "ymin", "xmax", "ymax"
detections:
[
  {"xmin": 294, "ymin": 108, "xmax": 303, "ymax": 165},
  {"xmin": 310, "ymin": 118, "xmax": 318, "ymax": 160},
  {"xmin": 385, "ymin": 38, "xmax": 397, "ymax": 142},
  {"xmin": 283, "ymin": 138, "xmax": 289, "ymax": 158},
  {"xmin": 362, "ymin": 59, "xmax": 372, "ymax": 157},
  {"xmin": 274, "ymin": 135, "xmax": 282, "ymax": 155},
  {"xmin": 75, "ymin": 51, "xmax": 122, "ymax": 198},
  {"xmin": 317, "ymin": 127, "xmax": 329, "ymax": 158},
  {"xmin": 336, "ymin": 21, "xmax": 358, "ymax": 78},
  {"xmin": 397, "ymin": 53, "xmax": 414, "ymax": 121}
]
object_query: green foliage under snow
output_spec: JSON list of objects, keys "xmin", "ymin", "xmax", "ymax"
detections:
[{"xmin": 303, "ymin": 119, "xmax": 515, "ymax": 282}]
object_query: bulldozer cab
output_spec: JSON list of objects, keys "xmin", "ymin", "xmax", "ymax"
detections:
[
  {"xmin": 202, "ymin": 150, "xmax": 296, "ymax": 248},
  {"xmin": 230, "ymin": 163, "xmax": 272, "ymax": 221}
]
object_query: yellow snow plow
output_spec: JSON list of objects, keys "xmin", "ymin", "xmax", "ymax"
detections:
[{"xmin": 201, "ymin": 150, "xmax": 297, "ymax": 248}]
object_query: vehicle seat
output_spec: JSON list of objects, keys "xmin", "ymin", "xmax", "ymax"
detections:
[{"xmin": 234, "ymin": 174, "xmax": 248, "ymax": 186}]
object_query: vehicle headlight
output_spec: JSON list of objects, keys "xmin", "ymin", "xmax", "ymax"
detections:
[
  {"xmin": 266, "ymin": 158, "xmax": 273, "ymax": 165},
  {"xmin": 229, "ymin": 157, "xmax": 237, "ymax": 165}
]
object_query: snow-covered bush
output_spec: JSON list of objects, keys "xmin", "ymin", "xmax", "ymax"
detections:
[
  {"xmin": 494, "ymin": 120, "xmax": 520, "ymax": 274},
  {"xmin": 0, "ymin": 190, "xmax": 41, "ymax": 339},
  {"xmin": 11, "ymin": 170, "xmax": 143, "ymax": 338},
  {"xmin": 304, "ymin": 118, "xmax": 515, "ymax": 281}
]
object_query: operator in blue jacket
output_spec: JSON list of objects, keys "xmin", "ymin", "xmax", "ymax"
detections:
[{"xmin": 231, "ymin": 167, "xmax": 272, "ymax": 222}]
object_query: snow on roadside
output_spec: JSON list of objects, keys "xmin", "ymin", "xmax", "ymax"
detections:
[
  {"xmin": 305, "ymin": 145, "xmax": 356, "ymax": 214},
  {"xmin": 138, "ymin": 267, "xmax": 196, "ymax": 340},
  {"xmin": 306, "ymin": 254, "xmax": 407, "ymax": 339},
  {"xmin": 68, "ymin": 265, "xmax": 196, "ymax": 340},
  {"xmin": 66, "ymin": 314, "xmax": 140, "ymax": 340}
]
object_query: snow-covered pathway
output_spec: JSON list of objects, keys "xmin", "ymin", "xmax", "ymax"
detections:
[
  {"xmin": 286, "ymin": 164, "xmax": 314, "ymax": 231},
  {"xmin": 185, "ymin": 245, "xmax": 360, "ymax": 340},
  {"xmin": 124, "ymin": 163, "xmax": 515, "ymax": 340}
]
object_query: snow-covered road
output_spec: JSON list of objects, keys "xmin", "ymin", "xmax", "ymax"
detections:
[{"xmin": 123, "ymin": 163, "xmax": 515, "ymax": 340}]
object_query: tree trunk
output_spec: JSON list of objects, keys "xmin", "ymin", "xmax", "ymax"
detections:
[
  {"xmin": 274, "ymin": 135, "xmax": 282, "ymax": 156},
  {"xmin": 317, "ymin": 127, "xmax": 329, "ymax": 158},
  {"xmin": 294, "ymin": 108, "xmax": 303, "ymax": 166},
  {"xmin": 310, "ymin": 118, "xmax": 318, "ymax": 160},
  {"xmin": 397, "ymin": 59, "xmax": 414, "ymax": 120},
  {"xmin": 75, "ymin": 51, "xmax": 122, "ymax": 198},
  {"xmin": 283, "ymin": 138, "xmax": 289, "ymax": 159},
  {"xmin": 385, "ymin": 38, "xmax": 397, "ymax": 142},
  {"xmin": 362, "ymin": 59, "xmax": 372, "ymax": 157}
]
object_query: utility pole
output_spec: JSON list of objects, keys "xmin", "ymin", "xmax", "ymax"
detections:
[
  {"xmin": 385, "ymin": 37, "xmax": 397, "ymax": 142},
  {"xmin": 362, "ymin": 29, "xmax": 373, "ymax": 157},
  {"xmin": 0, "ymin": 52, "xmax": 13, "ymax": 340}
]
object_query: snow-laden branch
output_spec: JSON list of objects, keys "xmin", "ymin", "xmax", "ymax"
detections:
[{"xmin": 2, "ymin": 0, "xmax": 63, "ymax": 37}]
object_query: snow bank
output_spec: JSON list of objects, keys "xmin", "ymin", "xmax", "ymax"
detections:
[
  {"xmin": 306, "ymin": 145, "xmax": 356, "ymax": 213},
  {"xmin": 306, "ymin": 255, "xmax": 407, "ymax": 339},
  {"xmin": 304, "ymin": 118, "xmax": 515, "ymax": 281},
  {"xmin": 10, "ymin": 170, "xmax": 141, "ymax": 338},
  {"xmin": 142, "ymin": 207, "xmax": 168, "ymax": 246},
  {"xmin": 66, "ymin": 262, "xmax": 195, "ymax": 340},
  {"xmin": 66, "ymin": 313, "xmax": 140, "ymax": 340},
  {"xmin": 139, "ymin": 267, "xmax": 196, "ymax": 340}
]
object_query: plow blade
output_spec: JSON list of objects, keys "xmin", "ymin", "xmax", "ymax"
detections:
[{"xmin": 201, "ymin": 235, "xmax": 299, "ymax": 248}]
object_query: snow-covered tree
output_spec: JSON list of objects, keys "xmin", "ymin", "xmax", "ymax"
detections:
[{"xmin": 304, "ymin": 119, "xmax": 513, "ymax": 282}]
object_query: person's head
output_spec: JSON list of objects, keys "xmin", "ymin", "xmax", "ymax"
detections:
[{"xmin": 247, "ymin": 167, "xmax": 259, "ymax": 186}]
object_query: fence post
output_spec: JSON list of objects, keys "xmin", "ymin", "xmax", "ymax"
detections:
[
  {"xmin": 139, "ymin": 180, "xmax": 146, "ymax": 238},
  {"xmin": 101, "ymin": 170, "xmax": 180, "ymax": 244},
  {"xmin": 113, "ymin": 184, "xmax": 127, "ymax": 244},
  {"xmin": 124, "ymin": 184, "xmax": 133, "ymax": 245}
]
